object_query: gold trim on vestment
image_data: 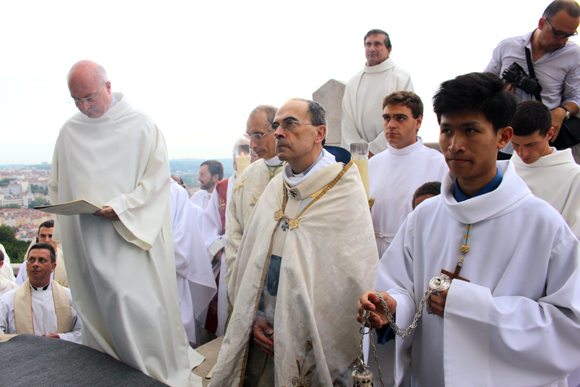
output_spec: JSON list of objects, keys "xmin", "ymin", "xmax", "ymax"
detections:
[
  {"xmin": 273, "ymin": 159, "xmax": 354, "ymax": 230},
  {"xmin": 13, "ymin": 279, "xmax": 71, "ymax": 335}
]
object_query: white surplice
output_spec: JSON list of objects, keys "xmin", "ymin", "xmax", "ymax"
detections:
[
  {"xmin": 375, "ymin": 161, "xmax": 580, "ymax": 387},
  {"xmin": 49, "ymin": 93, "xmax": 203, "ymax": 387},
  {"xmin": 0, "ymin": 280, "xmax": 82, "ymax": 343},
  {"xmin": 369, "ymin": 137, "xmax": 448, "ymax": 257},
  {"xmin": 341, "ymin": 57, "xmax": 414, "ymax": 155},
  {"xmin": 210, "ymin": 152, "xmax": 379, "ymax": 387},
  {"xmin": 190, "ymin": 189, "xmax": 211, "ymax": 210},
  {"xmin": 512, "ymin": 148, "xmax": 580, "ymax": 238},
  {"xmin": 201, "ymin": 172, "xmax": 238, "ymax": 337},
  {"xmin": 0, "ymin": 276, "xmax": 17, "ymax": 297},
  {"xmin": 170, "ymin": 179, "xmax": 217, "ymax": 346},
  {"xmin": 0, "ymin": 244, "xmax": 15, "ymax": 282},
  {"xmin": 224, "ymin": 157, "xmax": 283, "ymax": 292}
]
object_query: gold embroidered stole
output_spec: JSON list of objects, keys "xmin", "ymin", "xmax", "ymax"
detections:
[
  {"xmin": 54, "ymin": 253, "xmax": 69, "ymax": 287},
  {"xmin": 13, "ymin": 279, "xmax": 72, "ymax": 335}
]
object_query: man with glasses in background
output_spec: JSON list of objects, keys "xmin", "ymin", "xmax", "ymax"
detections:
[
  {"xmin": 485, "ymin": 0, "xmax": 580, "ymax": 156},
  {"xmin": 224, "ymin": 105, "xmax": 281, "ymax": 291},
  {"xmin": 211, "ymin": 99, "xmax": 377, "ymax": 386},
  {"xmin": 49, "ymin": 60, "xmax": 203, "ymax": 386}
]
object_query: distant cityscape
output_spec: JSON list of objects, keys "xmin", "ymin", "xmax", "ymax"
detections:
[{"xmin": 0, "ymin": 158, "xmax": 234, "ymax": 241}]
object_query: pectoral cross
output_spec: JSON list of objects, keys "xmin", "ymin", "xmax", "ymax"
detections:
[
  {"xmin": 441, "ymin": 264, "xmax": 470, "ymax": 283},
  {"xmin": 441, "ymin": 223, "xmax": 473, "ymax": 283}
]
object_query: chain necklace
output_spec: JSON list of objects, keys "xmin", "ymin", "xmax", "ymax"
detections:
[
  {"xmin": 266, "ymin": 162, "xmax": 284, "ymax": 180},
  {"xmin": 353, "ymin": 224, "xmax": 474, "ymax": 384}
]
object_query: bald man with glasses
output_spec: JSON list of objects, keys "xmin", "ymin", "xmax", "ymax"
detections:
[
  {"xmin": 485, "ymin": 0, "xmax": 580, "ymax": 155},
  {"xmin": 224, "ymin": 105, "xmax": 282, "ymax": 290},
  {"xmin": 50, "ymin": 60, "xmax": 203, "ymax": 386}
]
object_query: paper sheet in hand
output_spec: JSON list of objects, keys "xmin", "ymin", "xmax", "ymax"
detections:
[{"xmin": 35, "ymin": 200, "xmax": 101, "ymax": 215}]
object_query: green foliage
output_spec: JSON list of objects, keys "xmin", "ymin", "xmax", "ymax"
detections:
[
  {"xmin": 28, "ymin": 197, "xmax": 48, "ymax": 209},
  {"xmin": 0, "ymin": 204, "xmax": 20, "ymax": 209},
  {"xmin": 0, "ymin": 225, "xmax": 28, "ymax": 263},
  {"xmin": 30, "ymin": 184, "xmax": 48, "ymax": 195},
  {"xmin": 0, "ymin": 179, "xmax": 9, "ymax": 187}
]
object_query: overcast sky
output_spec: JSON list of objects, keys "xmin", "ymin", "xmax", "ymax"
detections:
[{"xmin": 0, "ymin": 0, "xmax": 558, "ymax": 164}]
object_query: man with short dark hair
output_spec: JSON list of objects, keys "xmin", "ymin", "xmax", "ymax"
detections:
[
  {"xmin": 191, "ymin": 160, "xmax": 223, "ymax": 209},
  {"xmin": 369, "ymin": 91, "xmax": 447, "ymax": 257},
  {"xmin": 412, "ymin": 181, "xmax": 442, "ymax": 209},
  {"xmin": 511, "ymin": 99, "xmax": 580, "ymax": 237},
  {"xmin": 171, "ymin": 174, "xmax": 187, "ymax": 190},
  {"xmin": 16, "ymin": 220, "xmax": 68, "ymax": 287},
  {"xmin": 210, "ymin": 99, "xmax": 378, "ymax": 386},
  {"xmin": 342, "ymin": 29, "xmax": 414, "ymax": 157},
  {"xmin": 359, "ymin": 72, "xmax": 580, "ymax": 386},
  {"xmin": 0, "ymin": 243, "xmax": 81, "ymax": 343},
  {"xmin": 0, "ymin": 250, "xmax": 17, "ymax": 297},
  {"xmin": 485, "ymin": 0, "xmax": 580, "ymax": 155}
]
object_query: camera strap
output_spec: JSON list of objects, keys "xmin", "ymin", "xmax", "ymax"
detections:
[{"xmin": 525, "ymin": 47, "xmax": 543, "ymax": 103}]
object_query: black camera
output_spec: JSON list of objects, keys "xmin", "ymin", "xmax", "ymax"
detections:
[{"xmin": 502, "ymin": 62, "xmax": 543, "ymax": 95}]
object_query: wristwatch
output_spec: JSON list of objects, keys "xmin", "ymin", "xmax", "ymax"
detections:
[{"xmin": 560, "ymin": 106, "xmax": 571, "ymax": 120}]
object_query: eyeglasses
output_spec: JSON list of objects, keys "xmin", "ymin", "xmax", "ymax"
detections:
[
  {"xmin": 247, "ymin": 130, "xmax": 274, "ymax": 141},
  {"xmin": 545, "ymin": 19, "xmax": 578, "ymax": 39},
  {"xmin": 270, "ymin": 119, "xmax": 315, "ymax": 131},
  {"xmin": 70, "ymin": 85, "xmax": 105, "ymax": 107}
]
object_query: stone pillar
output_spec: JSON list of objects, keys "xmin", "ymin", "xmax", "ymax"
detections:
[{"xmin": 312, "ymin": 79, "xmax": 346, "ymax": 147}]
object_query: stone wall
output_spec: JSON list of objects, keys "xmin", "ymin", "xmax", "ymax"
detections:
[{"xmin": 312, "ymin": 79, "xmax": 346, "ymax": 147}]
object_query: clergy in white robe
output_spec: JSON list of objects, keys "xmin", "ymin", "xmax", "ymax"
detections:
[
  {"xmin": 210, "ymin": 99, "xmax": 379, "ymax": 386},
  {"xmin": 15, "ymin": 221, "xmax": 69, "ymax": 287},
  {"xmin": 224, "ymin": 104, "xmax": 283, "ymax": 295},
  {"xmin": 16, "ymin": 245, "xmax": 68, "ymax": 287},
  {"xmin": 224, "ymin": 156, "xmax": 283, "ymax": 291},
  {"xmin": 0, "ymin": 280, "xmax": 82, "ymax": 343},
  {"xmin": 170, "ymin": 179, "xmax": 217, "ymax": 346},
  {"xmin": 514, "ymin": 148, "xmax": 580, "ymax": 235},
  {"xmin": 342, "ymin": 29, "xmax": 413, "ymax": 156},
  {"xmin": 0, "ymin": 250, "xmax": 17, "ymax": 297},
  {"xmin": 369, "ymin": 92, "xmax": 447, "ymax": 257},
  {"xmin": 49, "ymin": 60, "xmax": 203, "ymax": 387},
  {"xmin": 371, "ymin": 161, "xmax": 580, "ymax": 387},
  {"xmin": 0, "ymin": 244, "xmax": 15, "ymax": 282},
  {"xmin": 359, "ymin": 72, "xmax": 580, "ymax": 387},
  {"xmin": 0, "ymin": 243, "xmax": 81, "ymax": 343},
  {"xmin": 190, "ymin": 189, "xmax": 211, "ymax": 209},
  {"xmin": 191, "ymin": 160, "xmax": 224, "ymax": 211},
  {"xmin": 510, "ymin": 100, "xmax": 580, "ymax": 238}
]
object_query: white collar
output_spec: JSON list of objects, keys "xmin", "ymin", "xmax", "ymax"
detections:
[
  {"xmin": 388, "ymin": 136, "xmax": 424, "ymax": 156},
  {"xmin": 441, "ymin": 161, "xmax": 533, "ymax": 224},
  {"xmin": 265, "ymin": 156, "xmax": 282, "ymax": 166},
  {"xmin": 283, "ymin": 149, "xmax": 336, "ymax": 187}
]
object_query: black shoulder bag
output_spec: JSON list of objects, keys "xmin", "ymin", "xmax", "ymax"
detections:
[{"xmin": 525, "ymin": 47, "xmax": 580, "ymax": 149}]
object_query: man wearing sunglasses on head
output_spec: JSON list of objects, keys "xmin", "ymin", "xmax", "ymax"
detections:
[{"xmin": 485, "ymin": 0, "xmax": 580, "ymax": 156}]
